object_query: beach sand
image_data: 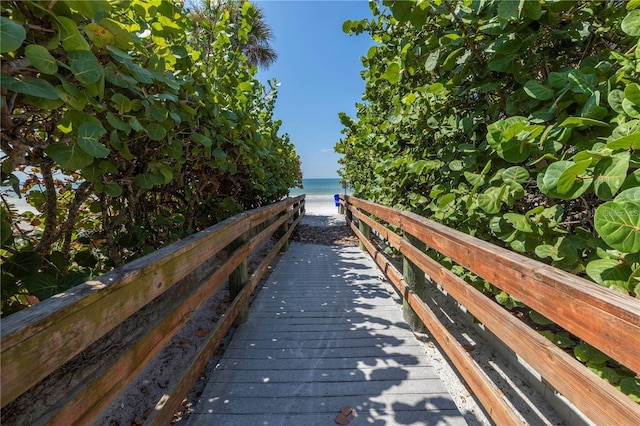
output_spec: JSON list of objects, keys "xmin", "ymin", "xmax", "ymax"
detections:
[{"xmin": 300, "ymin": 194, "xmax": 346, "ymax": 227}]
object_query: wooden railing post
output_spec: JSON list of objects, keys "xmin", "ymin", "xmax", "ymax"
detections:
[
  {"xmin": 229, "ymin": 232, "xmax": 249, "ymax": 324},
  {"xmin": 358, "ymin": 218, "xmax": 370, "ymax": 252},
  {"xmin": 402, "ymin": 232, "xmax": 426, "ymax": 332},
  {"xmin": 345, "ymin": 197, "xmax": 353, "ymax": 223},
  {"xmin": 278, "ymin": 211, "xmax": 290, "ymax": 252}
]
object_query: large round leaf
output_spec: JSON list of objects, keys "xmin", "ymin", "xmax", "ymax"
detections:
[
  {"xmin": 486, "ymin": 116, "xmax": 532, "ymax": 163},
  {"xmin": 77, "ymin": 123, "xmax": 109, "ymax": 157},
  {"xmin": 595, "ymin": 200, "xmax": 640, "ymax": 253},
  {"xmin": 502, "ymin": 166, "xmax": 529, "ymax": 183},
  {"xmin": 586, "ymin": 259, "xmax": 633, "ymax": 289},
  {"xmin": 557, "ymin": 160, "xmax": 592, "ymax": 194},
  {"xmin": 45, "ymin": 143, "xmax": 94, "ymax": 170},
  {"xmin": 25, "ymin": 45, "xmax": 58, "ymax": 74},
  {"xmin": 0, "ymin": 17, "xmax": 25, "ymax": 53},
  {"xmin": 57, "ymin": 16, "xmax": 90, "ymax": 52},
  {"xmin": 524, "ymin": 80, "xmax": 554, "ymax": 100},
  {"xmin": 146, "ymin": 123, "xmax": 167, "ymax": 141},
  {"xmin": 478, "ymin": 186, "xmax": 506, "ymax": 214},
  {"xmin": 68, "ymin": 50, "xmax": 103, "ymax": 84},
  {"xmin": 593, "ymin": 152, "xmax": 630, "ymax": 200},
  {"xmin": 85, "ymin": 23, "xmax": 115, "ymax": 47},
  {"xmin": 538, "ymin": 161, "xmax": 592, "ymax": 200},
  {"xmin": 622, "ymin": 10, "xmax": 640, "ymax": 36}
]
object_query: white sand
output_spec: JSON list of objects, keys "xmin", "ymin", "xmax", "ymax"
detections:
[{"xmin": 300, "ymin": 194, "xmax": 346, "ymax": 226}]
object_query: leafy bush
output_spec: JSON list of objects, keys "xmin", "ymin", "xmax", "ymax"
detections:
[
  {"xmin": 337, "ymin": 0, "xmax": 639, "ymax": 399},
  {"xmin": 0, "ymin": 0, "xmax": 301, "ymax": 315}
]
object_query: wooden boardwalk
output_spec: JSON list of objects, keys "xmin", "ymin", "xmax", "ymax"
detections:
[{"xmin": 187, "ymin": 242, "xmax": 466, "ymax": 425}]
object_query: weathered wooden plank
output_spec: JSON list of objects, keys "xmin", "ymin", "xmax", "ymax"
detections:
[
  {"xmin": 345, "ymin": 196, "xmax": 640, "ymax": 425},
  {"xmin": 39, "ymin": 244, "xmax": 249, "ymax": 425},
  {"xmin": 345, "ymin": 196, "xmax": 640, "ymax": 374},
  {"xmin": 0, "ymin": 196, "xmax": 302, "ymax": 408},
  {"xmin": 143, "ymin": 211, "xmax": 303, "ymax": 425},
  {"xmin": 394, "ymin": 226, "xmax": 640, "ymax": 426},
  {"xmin": 188, "ymin": 241, "xmax": 465, "ymax": 426},
  {"xmin": 349, "ymin": 220, "xmax": 526, "ymax": 425}
]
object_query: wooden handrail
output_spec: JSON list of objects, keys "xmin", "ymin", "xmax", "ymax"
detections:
[
  {"xmin": 341, "ymin": 194, "xmax": 640, "ymax": 426},
  {"xmin": 1, "ymin": 196, "xmax": 304, "ymax": 424}
]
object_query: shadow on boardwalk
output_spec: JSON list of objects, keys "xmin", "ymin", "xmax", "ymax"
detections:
[{"xmin": 186, "ymin": 241, "xmax": 478, "ymax": 425}]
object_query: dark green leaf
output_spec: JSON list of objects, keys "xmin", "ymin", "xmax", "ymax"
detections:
[
  {"xmin": 45, "ymin": 143, "xmax": 94, "ymax": 170},
  {"xmin": 25, "ymin": 45, "xmax": 58, "ymax": 74},
  {"xmin": 77, "ymin": 123, "xmax": 109, "ymax": 158},
  {"xmin": 8, "ymin": 78, "xmax": 59, "ymax": 100},
  {"xmin": 68, "ymin": 50, "xmax": 103, "ymax": 84},
  {"xmin": 0, "ymin": 17, "xmax": 26, "ymax": 53}
]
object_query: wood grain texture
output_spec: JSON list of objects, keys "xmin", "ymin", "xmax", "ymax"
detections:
[
  {"xmin": 348, "ymin": 218, "xmax": 525, "ymax": 425},
  {"xmin": 344, "ymin": 195, "xmax": 640, "ymax": 374},
  {"xmin": 0, "ymin": 196, "xmax": 303, "ymax": 409},
  {"xmin": 343, "ymin": 195, "xmax": 640, "ymax": 425},
  {"xmin": 144, "ymin": 211, "xmax": 303, "ymax": 426}
]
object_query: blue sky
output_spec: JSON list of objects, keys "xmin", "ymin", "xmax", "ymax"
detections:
[{"xmin": 254, "ymin": 1, "xmax": 373, "ymax": 178}]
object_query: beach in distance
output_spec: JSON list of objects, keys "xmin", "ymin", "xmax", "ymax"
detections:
[{"xmin": 289, "ymin": 178, "xmax": 350, "ymax": 216}]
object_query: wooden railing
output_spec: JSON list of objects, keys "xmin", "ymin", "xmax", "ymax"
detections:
[
  {"xmin": 1, "ymin": 196, "xmax": 304, "ymax": 425},
  {"xmin": 341, "ymin": 195, "xmax": 640, "ymax": 425}
]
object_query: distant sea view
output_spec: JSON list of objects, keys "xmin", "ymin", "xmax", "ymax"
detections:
[{"xmin": 289, "ymin": 178, "xmax": 351, "ymax": 197}]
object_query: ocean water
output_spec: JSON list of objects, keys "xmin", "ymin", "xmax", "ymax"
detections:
[{"xmin": 289, "ymin": 178, "xmax": 351, "ymax": 197}]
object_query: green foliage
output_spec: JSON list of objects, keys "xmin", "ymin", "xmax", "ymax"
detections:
[
  {"xmin": 0, "ymin": 0, "xmax": 301, "ymax": 316},
  {"xmin": 336, "ymin": 0, "xmax": 639, "ymax": 400}
]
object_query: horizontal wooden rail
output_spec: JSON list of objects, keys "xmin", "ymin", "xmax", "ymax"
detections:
[
  {"xmin": 1, "ymin": 196, "xmax": 304, "ymax": 424},
  {"xmin": 341, "ymin": 195, "xmax": 640, "ymax": 426}
]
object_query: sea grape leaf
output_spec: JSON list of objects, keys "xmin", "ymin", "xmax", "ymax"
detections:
[
  {"xmin": 538, "ymin": 161, "xmax": 592, "ymax": 200},
  {"xmin": 594, "ymin": 200, "xmax": 640, "ymax": 253},
  {"xmin": 111, "ymin": 93, "xmax": 131, "ymax": 113},
  {"xmin": 464, "ymin": 171, "xmax": 485, "ymax": 187},
  {"xmin": 146, "ymin": 123, "xmax": 166, "ymax": 141},
  {"xmin": 133, "ymin": 173, "xmax": 162, "ymax": 189},
  {"xmin": 7, "ymin": 78, "xmax": 59, "ymax": 100},
  {"xmin": 504, "ymin": 213, "xmax": 534, "ymax": 233},
  {"xmin": 624, "ymin": 83, "xmax": 640, "ymax": 106},
  {"xmin": 68, "ymin": 50, "xmax": 103, "ymax": 84},
  {"xmin": 616, "ymin": 187, "xmax": 640, "ymax": 202},
  {"xmin": 574, "ymin": 343, "xmax": 610, "ymax": 364},
  {"xmin": 524, "ymin": 80, "xmax": 554, "ymax": 100},
  {"xmin": 2, "ymin": 251, "xmax": 42, "ymax": 280},
  {"xmin": 486, "ymin": 116, "xmax": 532, "ymax": 163},
  {"xmin": 45, "ymin": 143, "xmax": 94, "ymax": 170},
  {"xmin": 103, "ymin": 182, "xmax": 122, "ymax": 197},
  {"xmin": 384, "ymin": 62, "xmax": 401, "ymax": 84},
  {"xmin": 57, "ymin": 16, "xmax": 90, "ymax": 51},
  {"xmin": 85, "ymin": 23, "xmax": 115, "ymax": 48},
  {"xmin": 25, "ymin": 45, "xmax": 58, "ymax": 74},
  {"xmin": 498, "ymin": 0, "xmax": 522, "ymax": 20},
  {"xmin": 77, "ymin": 123, "xmax": 109, "ymax": 158},
  {"xmin": 23, "ymin": 274, "xmax": 59, "ymax": 300},
  {"xmin": 621, "ymin": 10, "xmax": 640, "ymax": 36},
  {"xmin": 478, "ymin": 186, "xmax": 506, "ymax": 214},
  {"xmin": 619, "ymin": 378, "xmax": 640, "ymax": 403},
  {"xmin": 0, "ymin": 17, "xmax": 25, "ymax": 53},
  {"xmin": 559, "ymin": 117, "xmax": 610, "ymax": 128},
  {"xmin": 502, "ymin": 166, "xmax": 529, "ymax": 183},
  {"xmin": 586, "ymin": 259, "xmax": 633, "ymax": 289},
  {"xmin": 608, "ymin": 89, "xmax": 626, "ymax": 113},
  {"xmin": 593, "ymin": 152, "xmax": 630, "ymax": 200},
  {"xmin": 535, "ymin": 244, "xmax": 564, "ymax": 261},
  {"xmin": 557, "ymin": 160, "xmax": 591, "ymax": 194},
  {"xmin": 529, "ymin": 310, "xmax": 554, "ymax": 326}
]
